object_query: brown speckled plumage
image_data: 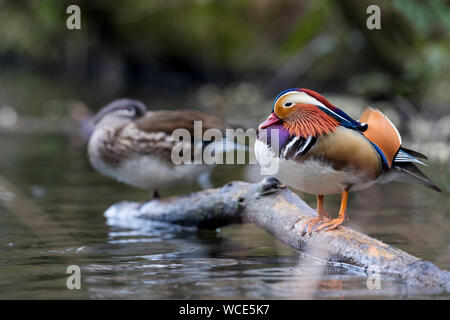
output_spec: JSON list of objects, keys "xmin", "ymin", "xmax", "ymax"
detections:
[
  {"xmin": 97, "ymin": 124, "xmax": 179, "ymax": 167},
  {"xmin": 88, "ymin": 99, "xmax": 229, "ymax": 193}
]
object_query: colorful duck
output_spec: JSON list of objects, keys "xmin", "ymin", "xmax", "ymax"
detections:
[{"xmin": 255, "ymin": 88, "xmax": 441, "ymax": 234}]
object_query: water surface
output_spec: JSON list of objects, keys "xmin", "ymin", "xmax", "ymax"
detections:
[{"xmin": 0, "ymin": 130, "xmax": 448, "ymax": 299}]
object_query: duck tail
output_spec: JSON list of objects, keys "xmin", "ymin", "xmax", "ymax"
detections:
[{"xmin": 393, "ymin": 151, "xmax": 442, "ymax": 193}]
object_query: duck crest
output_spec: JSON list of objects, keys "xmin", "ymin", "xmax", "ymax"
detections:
[{"xmin": 283, "ymin": 104, "xmax": 339, "ymax": 138}]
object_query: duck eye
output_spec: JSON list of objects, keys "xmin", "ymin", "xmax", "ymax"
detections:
[{"xmin": 284, "ymin": 102, "xmax": 293, "ymax": 107}]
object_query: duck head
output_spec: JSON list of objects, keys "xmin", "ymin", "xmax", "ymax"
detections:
[
  {"xmin": 93, "ymin": 99, "xmax": 147, "ymax": 127},
  {"xmin": 259, "ymin": 89, "xmax": 340, "ymax": 139}
]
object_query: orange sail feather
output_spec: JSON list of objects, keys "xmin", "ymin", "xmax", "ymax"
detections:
[{"xmin": 359, "ymin": 108, "xmax": 401, "ymax": 168}]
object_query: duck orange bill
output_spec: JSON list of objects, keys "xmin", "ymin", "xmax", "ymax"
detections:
[{"xmin": 259, "ymin": 113, "xmax": 281, "ymax": 129}]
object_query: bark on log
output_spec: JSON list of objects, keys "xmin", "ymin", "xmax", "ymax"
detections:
[{"xmin": 105, "ymin": 177, "xmax": 449, "ymax": 293}]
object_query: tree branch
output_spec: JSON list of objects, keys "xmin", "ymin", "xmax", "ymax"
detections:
[{"xmin": 105, "ymin": 177, "xmax": 449, "ymax": 293}]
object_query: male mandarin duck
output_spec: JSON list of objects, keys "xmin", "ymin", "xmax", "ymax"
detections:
[
  {"xmin": 88, "ymin": 99, "xmax": 231, "ymax": 198},
  {"xmin": 255, "ymin": 88, "xmax": 442, "ymax": 234}
]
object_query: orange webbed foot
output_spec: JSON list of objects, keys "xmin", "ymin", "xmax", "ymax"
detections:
[
  {"xmin": 292, "ymin": 195, "xmax": 332, "ymax": 236},
  {"xmin": 314, "ymin": 190, "xmax": 348, "ymax": 232},
  {"xmin": 313, "ymin": 216, "xmax": 345, "ymax": 232},
  {"xmin": 304, "ymin": 190, "xmax": 349, "ymax": 234},
  {"xmin": 300, "ymin": 213, "xmax": 331, "ymax": 236}
]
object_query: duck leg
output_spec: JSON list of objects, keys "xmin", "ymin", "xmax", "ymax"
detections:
[
  {"xmin": 138, "ymin": 190, "xmax": 160, "ymax": 210},
  {"xmin": 298, "ymin": 195, "xmax": 330, "ymax": 235},
  {"xmin": 314, "ymin": 190, "xmax": 348, "ymax": 232}
]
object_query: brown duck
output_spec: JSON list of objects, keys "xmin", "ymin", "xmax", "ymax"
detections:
[{"xmin": 88, "ymin": 99, "xmax": 230, "ymax": 197}]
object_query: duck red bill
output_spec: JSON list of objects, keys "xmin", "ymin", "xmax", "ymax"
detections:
[{"xmin": 259, "ymin": 113, "xmax": 281, "ymax": 129}]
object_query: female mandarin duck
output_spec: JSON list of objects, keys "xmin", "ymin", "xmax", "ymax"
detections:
[
  {"xmin": 88, "ymin": 99, "xmax": 230, "ymax": 198},
  {"xmin": 255, "ymin": 88, "xmax": 441, "ymax": 235}
]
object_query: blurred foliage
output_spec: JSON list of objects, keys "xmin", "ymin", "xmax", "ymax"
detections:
[{"xmin": 0, "ymin": 0, "xmax": 449, "ymax": 110}]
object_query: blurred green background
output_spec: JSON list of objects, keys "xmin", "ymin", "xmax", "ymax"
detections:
[{"xmin": 0, "ymin": 0, "xmax": 449, "ymax": 108}]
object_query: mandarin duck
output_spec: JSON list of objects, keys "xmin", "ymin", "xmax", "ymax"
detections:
[
  {"xmin": 88, "ymin": 99, "xmax": 232, "ymax": 198},
  {"xmin": 255, "ymin": 88, "xmax": 442, "ymax": 234}
]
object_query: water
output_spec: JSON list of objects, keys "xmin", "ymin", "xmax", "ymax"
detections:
[{"xmin": 0, "ymin": 131, "xmax": 448, "ymax": 300}]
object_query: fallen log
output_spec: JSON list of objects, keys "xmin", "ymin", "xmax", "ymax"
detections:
[{"xmin": 105, "ymin": 177, "xmax": 449, "ymax": 293}]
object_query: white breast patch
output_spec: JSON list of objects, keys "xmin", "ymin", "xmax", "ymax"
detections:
[{"xmin": 254, "ymin": 139, "xmax": 375, "ymax": 195}]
